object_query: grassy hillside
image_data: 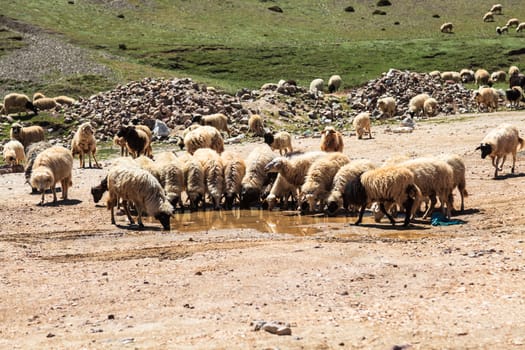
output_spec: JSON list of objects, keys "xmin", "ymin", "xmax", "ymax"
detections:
[{"xmin": 2, "ymin": 0, "xmax": 525, "ymax": 94}]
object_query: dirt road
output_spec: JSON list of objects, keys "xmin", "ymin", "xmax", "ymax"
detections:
[{"xmin": 1, "ymin": 112, "xmax": 525, "ymax": 349}]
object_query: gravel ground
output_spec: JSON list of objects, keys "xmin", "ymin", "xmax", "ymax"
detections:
[{"xmin": 0, "ymin": 15, "xmax": 114, "ymax": 96}]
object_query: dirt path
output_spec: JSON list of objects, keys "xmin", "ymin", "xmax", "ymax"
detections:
[{"xmin": 1, "ymin": 112, "xmax": 525, "ymax": 349}]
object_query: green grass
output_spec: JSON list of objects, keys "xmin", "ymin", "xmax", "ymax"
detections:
[{"xmin": 3, "ymin": 0, "xmax": 525, "ymax": 95}]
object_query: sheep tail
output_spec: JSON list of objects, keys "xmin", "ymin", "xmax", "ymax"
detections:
[{"xmin": 517, "ymin": 137, "xmax": 525, "ymax": 151}]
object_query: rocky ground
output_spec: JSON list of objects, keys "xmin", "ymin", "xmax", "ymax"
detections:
[{"xmin": 1, "ymin": 111, "xmax": 525, "ymax": 349}]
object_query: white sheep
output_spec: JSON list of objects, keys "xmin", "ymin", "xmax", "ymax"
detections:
[
  {"xmin": 264, "ymin": 151, "xmax": 326, "ymax": 189},
  {"xmin": 193, "ymin": 148, "xmax": 225, "ymax": 210},
  {"xmin": 517, "ymin": 22, "xmax": 525, "ymax": 32},
  {"xmin": 353, "ymin": 112, "xmax": 372, "ymax": 139},
  {"xmin": 476, "ymin": 123, "xmax": 525, "ymax": 177},
  {"xmin": 506, "ymin": 18, "xmax": 520, "ymax": 27},
  {"xmin": 474, "ymin": 69, "xmax": 490, "ymax": 86},
  {"xmin": 154, "ymin": 151, "xmax": 185, "ymax": 212},
  {"xmin": 440, "ymin": 71, "xmax": 461, "ymax": 82},
  {"xmin": 33, "ymin": 92, "xmax": 45, "ymax": 101},
  {"xmin": 240, "ymin": 145, "xmax": 277, "ymax": 208},
  {"xmin": 343, "ymin": 165, "xmax": 422, "ymax": 227},
  {"xmin": 183, "ymin": 125, "xmax": 225, "ymax": 155},
  {"xmin": 1, "ymin": 93, "xmax": 38, "ymax": 115},
  {"xmin": 33, "ymin": 97, "xmax": 59, "ymax": 111},
  {"xmin": 300, "ymin": 152, "xmax": 351, "ymax": 213},
  {"xmin": 377, "ymin": 96, "xmax": 396, "ymax": 118},
  {"xmin": 264, "ymin": 174, "xmax": 297, "ymax": 211},
  {"xmin": 473, "ymin": 87, "xmax": 499, "ymax": 112},
  {"xmin": 483, "ymin": 11, "xmax": 494, "ymax": 22},
  {"xmin": 490, "ymin": 70, "xmax": 507, "ymax": 82},
  {"xmin": 437, "ymin": 154, "xmax": 468, "ymax": 212},
  {"xmin": 2, "ymin": 140, "xmax": 25, "ymax": 166},
  {"xmin": 408, "ymin": 93, "xmax": 430, "ymax": 117},
  {"xmin": 496, "ymin": 25, "xmax": 508, "ymax": 34},
  {"xmin": 440, "ymin": 22, "xmax": 453, "ymax": 33},
  {"xmin": 400, "ymin": 157, "xmax": 455, "ymax": 219},
  {"xmin": 53, "ymin": 95, "xmax": 76, "ymax": 106},
  {"xmin": 429, "ymin": 70, "xmax": 441, "ymax": 78},
  {"xmin": 320, "ymin": 126, "xmax": 344, "ymax": 151},
  {"xmin": 490, "ymin": 4, "xmax": 502, "ymax": 14},
  {"xmin": 221, "ymin": 151, "xmax": 246, "ymax": 210},
  {"xmin": 509, "ymin": 65, "xmax": 520, "ymax": 77},
  {"xmin": 113, "ymin": 135, "xmax": 128, "ymax": 157},
  {"xmin": 71, "ymin": 122, "xmax": 100, "ymax": 168},
  {"xmin": 24, "ymin": 141, "xmax": 52, "ymax": 193},
  {"xmin": 460, "ymin": 69, "xmax": 475, "ymax": 83},
  {"xmin": 309, "ymin": 78, "xmax": 324, "ymax": 97},
  {"xmin": 326, "ymin": 159, "xmax": 377, "ymax": 215},
  {"xmin": 248, "ymin": 114, "xmax": 265, "ymax": 137},
  {"xmin": 106, "ymin": 165, "xmax": 173, "ymax": 230},
  {"xmin": 183, "ymin": 156, "xmax": 206, "ymax": 211},
  {"xmin": 328, "ymin": 75, "xmax": 342, "ymax": 93},
  {"xmin": 264, "ymin": 131, "xmax": 293, "ymax": 155},
  {"xmin": 423, "ymin": 97, "xmax": 439, "ymax": 117},
  {"xmin": 30, "ymin": 146, "xmax": 73, "ymax": 205},
  {"xmin": 10, "ymin": 123, "xmax": 45, "ymax": 149},
  {"xmin": 192, "ymin": 113, "xmax": 230, "ymax": 136}
]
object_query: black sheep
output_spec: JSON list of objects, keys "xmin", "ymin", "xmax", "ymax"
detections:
[
  {"xmin": 116, "ymin": 126, "xmax": 149, "ymax": 158},
  {"xmin": 505, "ymin": 87, "xmax": 524, "ymax": 108}
]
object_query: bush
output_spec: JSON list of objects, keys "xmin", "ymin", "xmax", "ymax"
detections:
[
  {"xmin": 372, "ymin": 10, "xmax": 387, "ymax": 15},
  {"xmin": 344, "ymin": 6, "xmax": 355, "ymax": 13},
  {"xmin": 377, "ymin": 0, "xmax": 392, "ymax": 6}
]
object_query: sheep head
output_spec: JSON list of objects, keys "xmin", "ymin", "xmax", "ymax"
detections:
[
  {"xmin": 475, "ymin": 143, "xmax": 492, "ymax": 159},
  {"xmin": 263, "ymin": 132, "xmax": 274, "ymax": 146},
  {"xmin": 11, "ymin": 123, "xmax": 22, "ymax": 137},
  {"xmin": 240, "ymin": 186, "xmax": 261, "ymax": 209},
  {"xmin": 264, "ymin": 158, "xmax": 282, "ymax": 173},
  {"xmin": 326, "ymin": 200, "xmax": 339, "ymax": 216},
  {"xmin": 79, "ymin": 123, "xmax": 94, "ymax": 137}
]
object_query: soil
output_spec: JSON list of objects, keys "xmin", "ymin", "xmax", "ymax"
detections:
[{"xmin": 1, "ymin": 112, "xmax": 525, "ymax": 350}]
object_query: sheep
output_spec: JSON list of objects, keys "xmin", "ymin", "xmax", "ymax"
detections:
[
  {"xmin": 399, "ymin": 157, "xmax": 455, "ymax": 219},
  {"xmin": 151, "ymin": 151, "xmax": 185, "ymax": 212},
  {"xmin": 475, "ymin": 123, "xmax": 525, "ymax": 177},
  {"xmin": 353, "ymin": 112, "xmax": 372, "ymax": 139},
  {"xmin": 437, "ymin": 154, "xmax": 468, "ymax": 212},
  {"xmin": 459, "ymin": 69, "xmax": 475, "ymax": 83},
  {"xmin": 1, "ymin": 93, "xmax": 38, "ymax": 115},
  {"xmin": 320, "ymin": 126, "xmax": 344, "ymax": 151},
  {"xmin": 53, "ymin": 95, "xmax": 76, "ymax": 106},
  {"xmin": 408, "ymin": 93, "xmax": 430, "ymax": 117},
  {"xmin": 491, "ymin": 70, "xmax": 507, "ymax": 82},
  {"xmin": 113, "ymin": 135, "xmax": 129, "ymax": 156},
  {"xmin": 440, "ymin": 71, "xmax": 461, "ymax": 82},
  {"xmin": 263, "ymin": 174, "xmax": 297, "ymax": 211},
  {"xmin": 221, "ymin": 151, "xmax": 246, "ymax": 210},
  {"xmin": 473, "ymin": 87, "xmax": 499, "ymax": 112},
  {"xmin": 116, "ymin": 125, "xmax": 151, "ymax": 158},
  {"xmin": 248, "ymin": 114, "xmax": 265, "ymax": 137},
  {"xmin": 193, "ymin": 148, "xmax": 225, "ymax": 210},
  {"xmin": 483, "ymin": 11, "xmax": 494, "ymax": 22},
  {"xmin": 24, "ymin": 141, "xmax": 53, "ymax": 193},
  {"xmin": 106, "ymin": 165, "xmax": 173, "ymax": 230},
  {"xmin": 377, "ymin": 97, "xmax": 396, "ymax": 118},
  {"xmin": 509, "ymin": 73, "xmax": 525, "ymax": 89},
  {"xmin": 327, "ymin": 75, "xmax": 342, "ymax": 93},
  {"xmin": 429, "ymin": 70, "xmax": 441, "ymax": 78},
  {"xmin": 326, "ymin": 159, "xmax": 377, "ymax": 216},
  {"xmin": 506, "ymin": 18, "xmax": 520, "ymax": 28},
  {"xmin": 264, "ymin": 131, "xmax": 293, "ymax": 155},
  {"xmin": 496, "ymin": 25, "xmax": 508, "ymax": 34},
  {"xmin": 517, "ymin": 22, "xmax": 525, "ymax": 32},
  {"xmin": 509, "ymin": 65, "xmax": 520, "ymax": 77},
  {"xmin": 490, "ymin": 4, "xmax": 502, "ymax": 14},
  {"xmin": 309, "ymin": 78, "xmax": 324, "ymax": 97},
  {"xmin": 423, "ymin": 97, "xmax": 439, "ymax": 117},
  {"xmin": 440, "ymin": 22, "xmax": 453, "ymax": 33},
  {"xmin": 240, "ymin": 145, "xmax": 278, "ymax": 209},
  {"xmin": 183, "ymin": 125, "xmax": 225, "ymax": 155},
  {"xmin": 10, "ymin": 123, "xmax": 45, "ymax": 149},
  {"xmin": 2, "ymin": 140, "xmax": 25, "ymax": 166},
  {"xmin": 343, "ymin": 165, "xmax": 422, "ymax": 227},
  {"xmin": 30, "ymin": 146, "xmax": 73, "ymax": 205},
  {"xmin": 71, "ymin": 122, "xmax": 100, "ymax": 168},
  {"xmin": 474, "ymin": 69, "xmax": 491, "ymax": 86},
  {"xmin": 33, "ymin": 92, "xmax": 45, "ymax": 101},
  {"xmin": 135, "ymin": 124, "xmax": 153, "ymax": 157},
  {"xmin": 192, "ymin": 113, "xmax": 230, "ymax": 136},
  {"xmin": 33, "ymin": 97, "xmax": 59, "ymax": 111},
  {"xmin": 264, "ymin": 151, "xmax": 326, "ymax": 190},
  {"xmin": 299, "ymin": 152, "xmax": 351, "ymax": 213},
  {"xmin": 506, "ymin": 86, "xmax": 524, "ymax": 108},
  {"xmin": 182, "ymin": 156, "xmax": 206, "ymax": 211}
]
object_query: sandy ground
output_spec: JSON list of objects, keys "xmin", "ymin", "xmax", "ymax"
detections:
[{"xmin": 1, "ymin": 112, "xmax": 525, "ymax": 349}]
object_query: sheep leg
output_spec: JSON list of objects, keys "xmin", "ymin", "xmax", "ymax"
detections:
[
  {"xmin": 511, "ymin": 152, "xmax": 517, "ymax": 173},
  {"xmin": 380, "ymin": 202, "xmax": 396, "ymax": 225},
  {"xmin": 354, "ymin": 205, "xmax": 366, "ymax": 225},
  {"xmin": 136, "ymin": 208, "xmax": 144, "ymax": 228},
  {"xmin": 422, "ymin": 194, "xmax": 437, "ymax": 219},
  {"xmin": 402, "ymin": 197, "xmax": 415, "ymax": 227},
  {"xmin": 40, "ymin": 190, "xmax": 45, "ymax": 205},
  {"xmin": 122, "ymin": 200, "xmax": 135, "ymax": 225},
  {"xmin": 91, "ymin": 152, "xmax": 100, "ymax": 168},
  {"xmin": 498, "ymin": 155, "xmax": 506, "ymax": 171}
]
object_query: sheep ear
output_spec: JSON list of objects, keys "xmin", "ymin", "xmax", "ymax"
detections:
[{"xmin": 475, "ymin": 145, "xmax": 481, "ymax": 150}]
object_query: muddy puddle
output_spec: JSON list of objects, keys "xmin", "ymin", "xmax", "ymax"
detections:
[{"xmin": 169, "ymin": 210, "xmax": 435, "ymax": 239}]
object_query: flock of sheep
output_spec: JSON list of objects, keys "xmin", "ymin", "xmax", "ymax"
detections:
[
  {"xmin": 440, "ymin": 3, "xmax": 525, "ymax": 35},
  {"xmin": 2, "ymin": 95, "xmax": 523, "ymax": 230}
]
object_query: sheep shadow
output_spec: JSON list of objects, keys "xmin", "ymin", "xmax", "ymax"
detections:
[
  {"xmin": 350, "ymin": 222, "xmax": 431, "ymax": 230},
  {"xmin": 39, "ymin": 199, "xmax": 82, "ymax": 206},
  {"xmin": 452, "ymin": 208, "xmax": 479, "ymax": 217},
  {"xmin": 493, "ymin": 172, "xmax": 525, "ymax": 180},
  {"xmin": 115, "ymin": 223, "xmax": 165, "ymax": 232}
]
